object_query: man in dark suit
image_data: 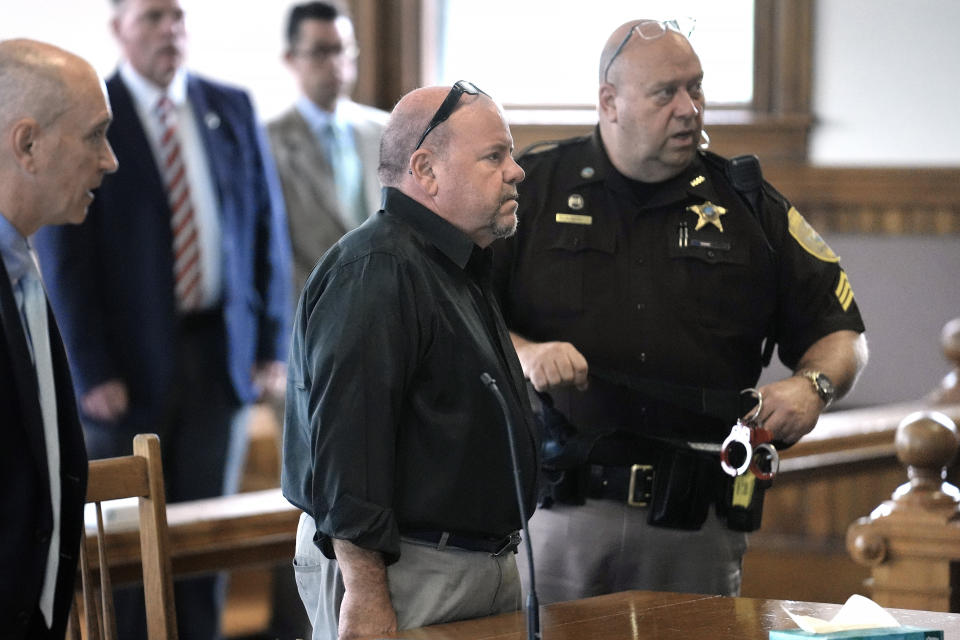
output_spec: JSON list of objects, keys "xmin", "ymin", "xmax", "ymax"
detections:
[
  {"xmin": 33, "ymin": 1, "xmax": 291, "ymax": 638},
  {"xmin": 0, "ymin": 38, "xmax": 117, "ymax": 639}
]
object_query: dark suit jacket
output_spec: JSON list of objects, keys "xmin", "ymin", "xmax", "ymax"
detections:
[
  {"xmin": 34, "ymin": 72, "xmax": 291, "ymax": 423},
  {"xmin": 0, "ymin": 259, "xmax": 88, "ymax": 639}
]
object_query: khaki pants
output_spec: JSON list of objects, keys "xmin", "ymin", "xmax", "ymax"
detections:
[
  {"xmin": 519, "ymin": 498, "xmax": 747, "ymax": 603},
  {"xmin": 293, "ymin": 513, "xmax": 522, "ymax": 640}
]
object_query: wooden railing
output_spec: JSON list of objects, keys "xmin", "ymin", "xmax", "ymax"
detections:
[
  {"xmin": 846, "ymin": 411, "xmax": 960, "ymax": 612},
  {"xmin": 742, "ymin": 318, "xmax": 960, "ymax": 605}
]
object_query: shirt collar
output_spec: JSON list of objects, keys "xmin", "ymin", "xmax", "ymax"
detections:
[
  {"xmin": 381, "ymin": 187, "xmax": 478, "ymax": 270},
  {"xmin": 583, "ymin": 128, "xmax": 720, "ymax": 210},
  {"xmin": 296, "ymin": 95, "xmax": 345, "ymax": 138},
  {"xmin": 0, "ymin": 212, "xmax": 35, "ymax": 286},
  {"xmin": 119, "ymin": 60, "xmax": 189, "ymax": 113}
]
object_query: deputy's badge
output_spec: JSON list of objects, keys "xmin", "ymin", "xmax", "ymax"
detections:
[
  {"xmin": 686, "ymin": 201, "xmax": 727, "ymax": 232},
  {"xmin": 555, "ymin": 213, "xmax": 592, "ymax": 225},
  {"xmin": 567, "ymin": 194, "xmax": 585, "ymax": 210},
  {"xmin": 690, "ymin": 175, "xmax": 705, "ymax": 187},
  {"xmin": 788, "ymin": 206, "xmax": 839, "ymax": 263},
  {"xmin": 580, "ymin": 166, "xmax": 595, "ymax": 179}
]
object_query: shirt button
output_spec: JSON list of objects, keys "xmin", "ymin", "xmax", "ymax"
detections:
[
  {"xmin": 636, "ymin": 303, "xmax": 646, "ymax": 311},
  {"xmin": 640, "ymin": 352, "xmax": 647, "ymax": 363},
  {"xmin": 707, "ymin": 250, "xmax": 716, "ymax": 259},
  {"xmin": 634, "ymin": 256, "xmax": 644, "ymax": 265}
]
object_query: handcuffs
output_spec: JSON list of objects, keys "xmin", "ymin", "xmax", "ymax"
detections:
[{"xmin": 719, "ymin": 388, "xmax": 779, "ymax": 481}]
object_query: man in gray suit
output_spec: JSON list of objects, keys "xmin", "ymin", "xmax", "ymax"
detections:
[{"xmin": 268, "ymin": 1, "xmax": 387, "ymax": 300}]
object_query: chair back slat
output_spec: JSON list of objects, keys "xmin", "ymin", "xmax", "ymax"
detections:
[
  {"xmin": 85, "ymin": 456, "xmax": 149, "ymax": 503},
  {"xmin": 69, "ymin": 433, "xmax": 178, "ymax": 640}
]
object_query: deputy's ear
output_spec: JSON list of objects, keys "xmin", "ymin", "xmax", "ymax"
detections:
[
  {"xmin": 10, "ymin": 118, "xmax": 40, "ymax": 172},
  {"xmin": 598, "ymin": 83, "xmax": 618, "ymax": 123},
  {"xmin": 409, "ymin": 149, "xmax": 439, "ymax": 196}
]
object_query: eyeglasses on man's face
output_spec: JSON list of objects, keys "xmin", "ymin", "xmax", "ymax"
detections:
[
  {"xmin": 292, "ymin": 43, "xmax": 358, "ymax": 63},
  {"xmin": 602, "ymin": 18, "xmax": 696, "ymax": 83},
  {"xmin": 413, "ymin": 80, "xmax": 488, "ymax": 151}
]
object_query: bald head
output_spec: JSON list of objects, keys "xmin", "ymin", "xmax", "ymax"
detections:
[
  {"xmin": 0, "ymin": 39, "xmax": 117, "ymax": 236},
  {"xmin": 595, "ymin": 20, "xmax": 705, "ymax": 183},
  {"xmin": 378, "ymin": 86, "xmax": 462, "ymax": 187},
  {"xmin": 378, "ymin": 84, "xmax": 524, "ymax": 248},
  {"xmin": 0, "ymin": 39, "xmax": 88, "ymax": 132},
  {"xmin": 599, "ymin": 19, "xmax": 698, "ymax": 85}
]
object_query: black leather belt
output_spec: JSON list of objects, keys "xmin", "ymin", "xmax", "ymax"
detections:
[
  {"xmin": 403, "ymin": 530, "xmax": 521, "ymax": 556},
  {"xmin": 588, "ymin": 464, "xmax": 655, "ymax": 507}
]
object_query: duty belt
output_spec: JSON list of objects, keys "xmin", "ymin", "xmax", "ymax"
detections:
[{"xmin": 588, "ymin": 464, "xmax": 656, "ymax": 507}]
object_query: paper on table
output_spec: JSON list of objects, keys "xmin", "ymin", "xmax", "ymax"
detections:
[{"xmin": 782, "ymin": 595, "xmax": 902, "ymax": 634}]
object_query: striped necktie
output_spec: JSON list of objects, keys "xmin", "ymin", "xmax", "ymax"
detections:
[{"xmin": 155, "ymin": 95, "xmax": 203, "ymax": 311}]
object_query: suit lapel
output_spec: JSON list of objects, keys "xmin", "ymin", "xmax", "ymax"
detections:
[
  {"xmin": 186, "ymin": 76, "xmax": 230, "ymax": 208},
  {"xmin": 0, "ymin": 259, "xmax": 50, "ymax": 487},
  {"xmin": 107, "ymin": 74, "xmax": 167, "ymax": 198},
  {"xmin": 351, "ymin": 116, "xmax": 384, "ymax": 214},
  {"xmin": 277, "ymin": 109, "xmax": 345, "ymax": 231}
]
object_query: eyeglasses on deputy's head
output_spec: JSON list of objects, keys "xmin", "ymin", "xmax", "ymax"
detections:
[{"xmin": 602, "ymin": 18, "xmax": 696, "ymax": 83}]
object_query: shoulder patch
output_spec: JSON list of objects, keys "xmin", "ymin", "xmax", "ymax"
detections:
[
  {"xmin": 788, "ymin": 207, "xmax": 839, "ymax": 263},
  {"xmin": 517, "ymin": 135, "xmax": 590, "ymax": 160}
]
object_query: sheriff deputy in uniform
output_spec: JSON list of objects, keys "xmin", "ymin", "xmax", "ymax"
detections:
[{"xmin": 491, "ymin": 19, "xmax": 868, "ymax": 601}]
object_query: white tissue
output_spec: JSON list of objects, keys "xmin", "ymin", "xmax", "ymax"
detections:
[{"xmin": 782, "ymin": 595, "xmax": 902, "ymax": 634}]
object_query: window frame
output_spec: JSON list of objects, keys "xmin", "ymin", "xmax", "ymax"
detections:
[{"xmin": 348, "ymin": 0, "xmax": 813, "ymax": 163}]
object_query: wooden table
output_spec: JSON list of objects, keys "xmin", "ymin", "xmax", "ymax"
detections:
[
  {"xmin": 87, "ymin": 488, "xmax": 299, "ymax": 584},
  {"xmin": 371, "ymin": 591, "xmax": 960, "ymax": 639}
]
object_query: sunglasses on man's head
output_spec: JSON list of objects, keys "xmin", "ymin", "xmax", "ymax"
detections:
[{"xmin": 413, "ymin": 80, "xmax": 488, "ymax": 151}]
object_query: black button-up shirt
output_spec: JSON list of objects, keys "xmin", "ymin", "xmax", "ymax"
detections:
[{"xmin": 283, "ymin": 187, "xmax": 539, "ymax": 563}]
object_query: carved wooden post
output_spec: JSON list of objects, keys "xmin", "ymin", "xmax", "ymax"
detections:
[
  {"xmin": 846, "ymin": 410, "xmax": 960, "ymax": 612},
  {"xmin": 927, "ymin": 317, "xmax": 960, "ymax": 405}
]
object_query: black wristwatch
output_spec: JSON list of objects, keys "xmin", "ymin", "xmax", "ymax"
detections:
[{"xmin": 796, "ymin": 370, "xmax": 835, "ymax": 407}]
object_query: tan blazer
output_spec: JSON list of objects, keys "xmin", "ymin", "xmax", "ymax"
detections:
[{"xmin": 267, "ymin": 100, "xmax": 386, "ymax": 300}]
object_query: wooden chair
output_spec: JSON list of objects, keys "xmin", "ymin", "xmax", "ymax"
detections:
[{"xmin": 67, "ymin": 433, "xmax": 178, "ymax": 640}]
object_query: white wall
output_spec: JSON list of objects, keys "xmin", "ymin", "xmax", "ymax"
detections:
[
  {"xmin": 810, "ymin": 0, "xmax": 960, "ymax": 166},
  {"xmin": 0, "ymin": 0, "xmax": 302, "ymax": 122}
]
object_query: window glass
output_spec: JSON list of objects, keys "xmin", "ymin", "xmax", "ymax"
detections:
[{"xmin": 432, "ymin": 0, "xmax": 753, "ymax": 108}]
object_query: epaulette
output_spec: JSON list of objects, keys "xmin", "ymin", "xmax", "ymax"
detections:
[{"xmin": 517, "ymin": 134, "xmax": 590, "ymax": 160}]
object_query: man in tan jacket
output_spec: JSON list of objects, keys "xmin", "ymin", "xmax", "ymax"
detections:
[{"xmin": 268, "ymin": 1, "xmax": 386, "ymax": 302}]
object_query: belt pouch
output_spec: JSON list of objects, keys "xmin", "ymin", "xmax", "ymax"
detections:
[
  {"xmin": 647, "ymin": 448, "xmax": 714, "ymax": 530},
  {"xmin": 721, "ymin": 471, "xmax": 768, "ymax": 532}
]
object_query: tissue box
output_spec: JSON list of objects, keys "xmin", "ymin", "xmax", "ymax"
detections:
[{"xmin": 769, "ymin": 627, "xmax": 942, "ymax": 640}]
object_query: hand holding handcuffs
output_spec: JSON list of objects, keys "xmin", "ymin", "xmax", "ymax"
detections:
[{"xmin": 720, "ymin": 388, "xmax": 779, "ymax": 481}]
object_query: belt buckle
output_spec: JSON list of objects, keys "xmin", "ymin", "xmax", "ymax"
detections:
[
  {"xmin": 627, "ymin": 463, "xmax": 654, "ymax": 507},
  {"xmin": 492, "ymin": 531, "xmax": 521, "ymax": 557}
]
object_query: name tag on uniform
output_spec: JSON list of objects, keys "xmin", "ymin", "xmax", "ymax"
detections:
[{"xmin": 555, "ymin": 213, "xmax": 592, "ymax": 225}]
